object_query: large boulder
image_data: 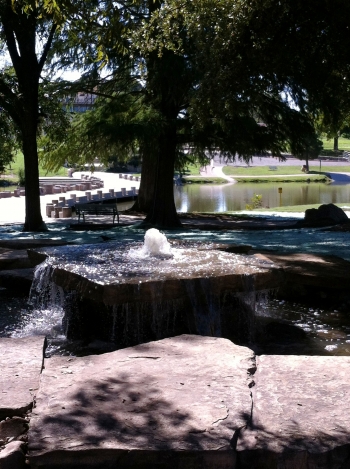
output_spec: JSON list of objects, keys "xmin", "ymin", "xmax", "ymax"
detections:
[{"xmin": 303, "ymin": 203, "xmax": 348, "ymax": 227}]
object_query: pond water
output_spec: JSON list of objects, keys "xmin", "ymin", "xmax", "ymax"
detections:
[{"xmin": 174, "ymin": 182, "xmax": 350, "ymax": 212}]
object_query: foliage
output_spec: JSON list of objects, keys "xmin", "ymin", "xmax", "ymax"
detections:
[
  {"xmin": 17, "ymin": 168, "xmax": 25, "ymax": 186},
  {"xmin": 0, "ymin": 111, "xmax": 18, "ymax": 173},
  {"xmin": 246, "ymin": 194, "xmax": 263, "ymax": 210}
]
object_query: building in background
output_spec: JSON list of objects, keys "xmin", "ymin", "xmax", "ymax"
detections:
[{"xmin": 63, "ymin": 92, "xmax": 97, "ymax": 113}]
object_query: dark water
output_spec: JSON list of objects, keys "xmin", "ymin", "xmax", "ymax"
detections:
[
  {"xmin": 254, "ymin": 298, "xmax": 350, "ymax": 356},
  {"xmin": 174, "ymin": 182, "xmax": 350, "ymax": 212},
  {"xmin": 2, "ymin": 286, "xmax": 350, "ymax": 357}
]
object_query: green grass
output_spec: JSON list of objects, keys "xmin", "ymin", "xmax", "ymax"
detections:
[
  {"xmin": 3, "ymin": 152, "xmax": 68, "ymax": 180},
  {"xmin": 181, "ymin": 164, "xmax": 202, "ymax": 176},
  {"xmin": 223, "ymin": 165, "xmax": 301, "ymax": 176},
  {"xmin": 182, "ymin": 176, "xmax": 227, "ymax": 184},
  {"xmin": 257, "ymin": 202, "xmax": 350, "ymax": 213},
  {"xmin": 223, "ymin": 165, "xmax": 350, "ymax": 177},
  {"xmin": 236, "ymin": 175, "xmax": 330, "ymax": 183},
  {"xmin": 322, "ymin": 137, "xmax": 350, "ymax": 151}
]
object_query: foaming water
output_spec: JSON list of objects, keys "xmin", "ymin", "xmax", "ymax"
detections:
[
  {"xmin": 141, "ymin": 228, "xmax": 172, "ymax": 257},
  {"xmin": 40, "ymin": 240, "xmax": 265, "ymax": 286}
]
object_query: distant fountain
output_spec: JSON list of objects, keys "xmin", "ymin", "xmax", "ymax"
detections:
[{"xmin": 28, "ymin": 229, "xmax": 282, "ymax": 348}]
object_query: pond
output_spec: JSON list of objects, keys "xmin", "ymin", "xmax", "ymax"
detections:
[{"xmin": 174, "ymin": 181, "xmax": 350, "ymax": 212}]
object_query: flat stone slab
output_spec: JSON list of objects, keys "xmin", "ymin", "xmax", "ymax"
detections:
[
  {"xmin": 0, "ymin": 249, "xmax": 31, "ymax": 270},
  {"xmin": 0, "ymin": 240, "xmax": 72, "ymax": 250},
  {"xmin": 0, "ymin": 268, "xmax": 35, "ymax": 291},
  {"xmin": 29, "ymin": 335, "xmax": 255, "ymax": 469},
  {"xmin": 264, "ymin": 252, "xmax": 350, "ymax": 289},
  {"xmin": 0, "ymin": 337, "xmax": 46, "ymax": 419},
  {"xmin": 237, "ymin": 355, "xmax": 350, "ymax": 468}
]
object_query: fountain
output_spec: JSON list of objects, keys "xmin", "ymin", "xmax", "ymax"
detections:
[{"xmin": 28, "ymin": 229, "xmax": 282, "ymax": 348}]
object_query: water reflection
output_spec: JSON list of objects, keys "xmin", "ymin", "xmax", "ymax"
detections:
[
  {"xmin": 174, "ymin": 182, "xmax": 350, "ymax": 212},
  {"xmin": 255, "ymin": 298, "xmax": 350, "ymax": 356}
]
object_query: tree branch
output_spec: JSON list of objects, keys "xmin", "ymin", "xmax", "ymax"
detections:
[
  {"xmin": 38, "ymin": 22, "xmax": 58, "ymax": 73},
  {"xmin": 0, "ymin": 79, "xmax": 21, "ymax": 127},
  {"xmin": 2, "ymin": 14, "xmax": 21, "ymax": 73}
]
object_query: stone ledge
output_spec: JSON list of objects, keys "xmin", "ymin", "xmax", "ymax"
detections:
[
  {"xmin": 237, "ymin": 355, "xmax": 350, "ymax": 468},
  {"xmin": 0, "ymin": 337, "xmax": 46, "ymax": 419},
  {"xmin": 28, "ymin": 335, "xmax": 255, "ymax": 469}
]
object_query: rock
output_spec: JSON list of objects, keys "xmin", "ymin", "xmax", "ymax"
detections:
[
  {"xmin": 0, "ymin": 337, "xmax": 46, "ymax": 419},
  {"xmin": 0, "ymin": 441, "xmax": 26, "ymax": 469},
  {"xmin": 263, "ymin": 252, "xmax": 350, "ymax": 305},
  {"xmin": 0, "ymin": 418, "xmax": 27, "ymax": 441},
  {"xmin": 0, "ymin": 240, "xmax": 72, "ymax": 250},
  {"xmin": 0, "ymin": 269, "xmax": 35, "ymax": 292},
  {"xmin": 30, "ymin": 243, "xmax": 282, "ymax": 345},
  {"xmin": 29, "ymin": 335, "xmax": 255, "ymax": 469},
  {"xmin": 0, "ymin": 249, "xmax": 32, "ymax": 270},
  {"xmin": 237, "ymin": 355, "xmax": 350, "ymax": 468},
  {"xmin": 303, "ymin": 203, "xmax": 349, "ymax": 227}
]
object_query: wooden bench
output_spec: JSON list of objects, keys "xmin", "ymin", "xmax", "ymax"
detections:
[
  {"xmin": 75, "ymin": 203, "xmax": 119, "ymax": 224},
  {"xmin": 268, "ymin": 166, "xmax": 278, "ymax": 171}
]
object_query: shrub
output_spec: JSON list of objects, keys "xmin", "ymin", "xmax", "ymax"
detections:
[
  {"xmin": 246, "ymin": 194, "xmax": 263, "ymax": 210},
  {"xmin": 18, "ymin": 168, "xmax": 25, "ymax": 186}
]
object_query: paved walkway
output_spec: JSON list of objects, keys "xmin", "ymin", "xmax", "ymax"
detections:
[{"xmin": 0, "ymin": 172, "xmax": 140, "ymax": 226}]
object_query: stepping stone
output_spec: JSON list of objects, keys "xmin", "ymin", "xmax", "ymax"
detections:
[
  {"xmin": 28, "ymin": 335, "xmax": 255, "ymax": 469},
  {"xmin": 237, "ymin": 355, "xmax": 350, "ymax": 468},
  {"xmin": 0, "ymin": 337, "xmax": 46, "ymax": 419}
]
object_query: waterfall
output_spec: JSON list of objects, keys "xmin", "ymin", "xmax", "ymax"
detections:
[{"xmin": 11, "ymin": 260, "xmax": 67, "ymax": 344}]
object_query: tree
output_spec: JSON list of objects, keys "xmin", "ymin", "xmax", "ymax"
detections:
[
  {"xmin": 35, "ymin": 0, "xmax": 350, "ymax": 229},
  {"xmin": 0, "ymin": 1, "xmax": 65, "ymax": 230}
]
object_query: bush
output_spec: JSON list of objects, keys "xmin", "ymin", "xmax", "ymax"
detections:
[
  {"xmin": 18, "ymin": 168, "xmax": 25, "ymax": 186},
  {"xmin": 246, "ymin": 194, "xmax": 263, "ymax": 210}
]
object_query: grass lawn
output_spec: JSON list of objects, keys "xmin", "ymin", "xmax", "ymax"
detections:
[
  {"xmin": 180, "ymin": 164, "xmax": 202, "ymax": 176},
  {"xmin": 322, "ymin": 137, "xmax": 350, "ymax": 151},
  {"xmin": 235, "ymin": 175, "xmax": 330, "ymax": 183},
  {"xmin": 3, "ymin": 152, "xmax": 68, "ymax": 181},
  {"xmin": 182, "ymin": 176, "xmax": 227, "ymax": 184},
  {"xmin": 256, "ymin": 202, "xmax": 350, "ymax": 213},
  {"xmin": 223, "ymin": 165, "xmax": 350, "ymax": 177}
]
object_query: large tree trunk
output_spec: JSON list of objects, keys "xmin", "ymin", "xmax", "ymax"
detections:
[
  {"xmin": 305, "ymin": 153, "xmax": 309, "ymax": 171},
  {"xmin": 22, "ymin": 124, "xmax": 46, "ymax": 231},
  {"xmin": 141, "ymin": 123, "xmax": 181, "ymax": 228},
  {"xmin": 21, "ymin": 78, "xmax": 47, "ymax": 232},
  {"xmin": 333, "ymin": 136, "xmax": 339, "ymax": 152},
  {"xmin": 131, "ymin": 144, "xmax": 156, "ymax": 213}
]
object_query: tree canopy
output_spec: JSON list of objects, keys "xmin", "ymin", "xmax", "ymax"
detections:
[{"xmin": 2, "ymin": 0, "xmax": 350, "ymax": 229}]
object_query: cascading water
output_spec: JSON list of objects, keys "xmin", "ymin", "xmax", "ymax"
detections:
[
  {"xmin": 5, "ymin": 261, "xmax": 67, "ymax": 355},
  {"xmin": 1, "ymin": 229, "xmax": 346, "ymax": 356},
  {"xmin": 24, "ymin": 228, "xmax": 281, "ymax": 349}
]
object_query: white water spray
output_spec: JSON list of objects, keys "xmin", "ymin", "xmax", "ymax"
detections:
[
  {"xmin": 142, "ymin": 228, "xmax": 172, "ymax": 257},
  {"xmin": 128, "ymin": 228, "xmax": 173, "ymax": 259}
]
